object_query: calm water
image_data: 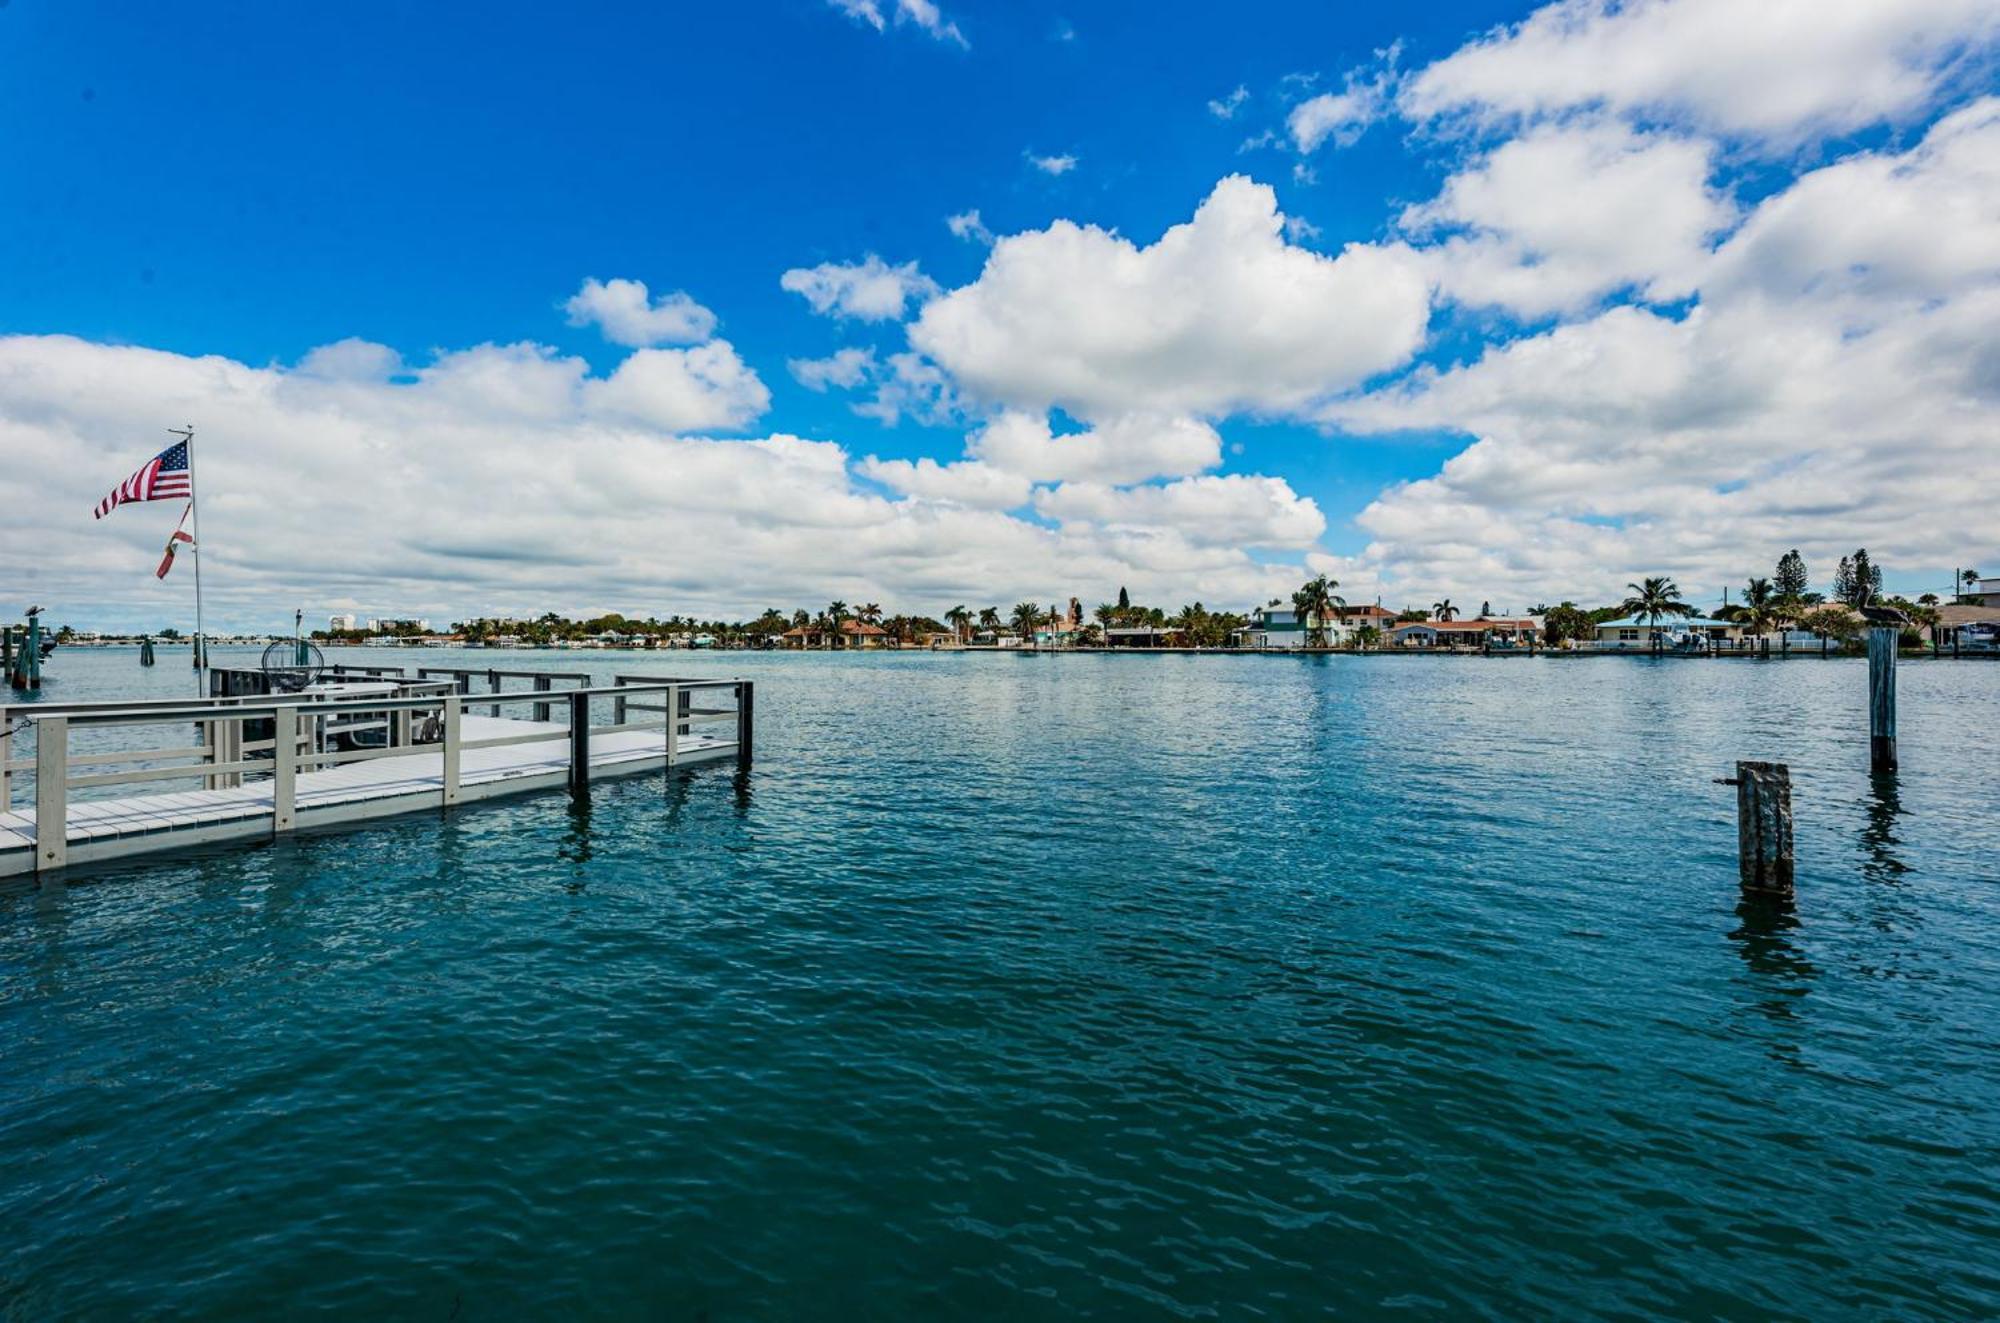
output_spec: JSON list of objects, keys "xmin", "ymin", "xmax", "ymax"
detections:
[{"xmin": 3, "ymin": 647, "xmax": 1998, "ymax": 1319}]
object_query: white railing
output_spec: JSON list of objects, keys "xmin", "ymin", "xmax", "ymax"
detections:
[{"xmin": 1, "ymin": 675, "xmax": 752, "ymax": 873}]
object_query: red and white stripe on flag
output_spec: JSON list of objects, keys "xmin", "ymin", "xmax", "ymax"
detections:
[
  {"xmin": 95, "ymin": 438, "xmax": 193, "ymax": 519},
  {"xmin": 156, "ymin": 504, "xmax": 196, "ymax": 580}
]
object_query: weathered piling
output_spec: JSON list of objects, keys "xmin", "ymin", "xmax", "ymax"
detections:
[
  {"xmin": 140, "ymin": 637, "xmax": 156, "ymax": 666},
  {"xmin": 568, "ymin": 690, "xmax": 591, "ymax": 795},
  {"xmin": 1867, "ymin": 625, "xmax": 1898, "ymax": 773},
  {"xmin": 1728, "ymin": 761, "xmax": 1794, "ymax": 896}
]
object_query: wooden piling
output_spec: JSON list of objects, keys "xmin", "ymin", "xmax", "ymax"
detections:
[
  {"xmin": 737, "ymin": 681, "xmax": 754, "ymax": 770},
  {"xmin": 1868, "ymin": 626, "xmax": 1898, "ymax": 773},
  {"xmin": 568, "ymin": 690, "xmax": 590, "ymax": 794},
  {"xmin": 1731, "ymin": 761, "xmax": 1794, "ymax": 896}
]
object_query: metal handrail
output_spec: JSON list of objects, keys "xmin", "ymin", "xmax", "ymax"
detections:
[{"xmin": 7, "ymin": 676, "xmax": 752, "ymax": 873}]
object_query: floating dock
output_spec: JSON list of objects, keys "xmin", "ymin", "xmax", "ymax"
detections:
[{"xmin": 1, "ymin": 669, "xmax": 752, "ymax": 879}]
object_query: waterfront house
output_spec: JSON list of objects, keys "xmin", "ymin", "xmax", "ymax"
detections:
[
  {"xmin": 1963, "ymin": 576, "xmax": 2000, "ymax": 607},
  {"xmin": 1935, "ymin": 603, "xmax": 2000, "ymax": 650},
  {"xmin": 1592, "ymin": 615, "xmax": 1747, "ymax": 650},
  {"xmin": 1239, "ymin": 602, "xmax": 1397, "ymax": 649},
  {"xmin": 1241, "ymin": 604, "xmax": 1339, "ymax": 649},
  {"xmin": 1343, "ymin": 604, "xmax": 1399, "ymax": 632},
  {"xmin": 836, "ymin": 620, "xmax": 890, "ymax": 649},
  {"xmin": 1105, "ymin": 626, "xmax": 1174, "ymax": 648},
  {"xmin": 1392, "ymin": 618, "xmax": 1541, "ymax": 649},
  {"xmin": 779, "ymin": 620, "xmax": 891, "ymax": 650}
]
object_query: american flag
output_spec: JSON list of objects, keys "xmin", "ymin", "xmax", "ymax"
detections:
[{"xmin": 94, "ymin": 438, "xmax": 193, "ymax": 519}]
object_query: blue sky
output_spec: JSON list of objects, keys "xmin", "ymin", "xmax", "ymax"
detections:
[{"xmin": 3, "ymin": 0, "xmax": 1996, "ymax": 627}]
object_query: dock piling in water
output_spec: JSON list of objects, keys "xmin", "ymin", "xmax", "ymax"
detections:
[
  {"xmin": 568, "ymin": 690, "xmax": 590, "ymax": 795},
  {"xmin": 1728, "ymin": 761, "xmax": 1794, "ymax": 896},
  {"xmin": 1867, "ymin": 626, "xmax": 1898, "ymax": 773}
]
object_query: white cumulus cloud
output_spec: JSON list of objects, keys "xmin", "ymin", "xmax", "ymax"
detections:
[
  {"xmin": 856, "ymin": 456, "xmax": 1031, "ymax": 509},
  {"xmin": 910, "ymin": 175, "xmax": 1430, "ymax": 420},
  {"xmin": 1402, "ymin": 120, "xmax": 1734, "ymax": 316},
  {"xmin": 1401, "ymin": 0, "xmax": 2000, "ymax": 144},
  {"xmin": 583, "ymin": 340, "xmax": 771, "ymax": 432},
  {"xmin": 1322, "ymin": 103, "xmax": 2000, "ymax": 604},
  {"xmin": 563, "ymin": 277, "xmax": 718, "ymax": 347},
  {"xmin": 1035, "ymin": 474, "xmax": 1327, "ymax": 549},
  {"xmin": 780, "ymin": 255, "xmax": 939, "ymax": 321},
  {"xmin": 789, "ymin": 347, "xmax": 878, "ymax": 392},
  {"xmin": 967, "ymin": 412, "xmax": 1222, "ymax": 486}
]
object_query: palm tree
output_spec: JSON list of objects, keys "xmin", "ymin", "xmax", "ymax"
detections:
[
  {"xmin": 1095, "ymin": 602, "xmax": 1116, "ymax": 632},
  {"xmin": 1742, "ymin": 576, "xmax": 1778, "ymax": 635},
  {"xmin": 1619, "ymin": 576, "xmax": 1693, "ymax": 630},
  {"xmin": 978, "ymin": 606, "xmax": 1001, "ymax": 633},
  {"xmin": 1292, "ymin": 575, "xmax": 1344, "ymax": 649},
  {"xmin": 1010, "ymin": 601, "xmax": 1041, "ymax": 642},
  {"xmin": 1431, "ymin": 599, "xmax": 1459, "ymax": 622},
  {"xmin": 827, "ymin": 600, "xmax": 849, "ymax": 624},
  {"xmin": 858, "ymin": 603, "xmax": 883, "ymax": 625},
  {"xmin": 945, "ymin": 605, "xmax": 971, "ymax": 643}
]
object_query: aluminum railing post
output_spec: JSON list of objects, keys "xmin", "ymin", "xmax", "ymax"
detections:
[
  {"xmin": 35, "ymin": 717, "xmax": 67, "ymax": 872},
  {"xmin": 272, "ymin": 708, "xmax": 298, "ymax": 834}
]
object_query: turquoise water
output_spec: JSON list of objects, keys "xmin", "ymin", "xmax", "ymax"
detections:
[{"xmin": 4, "ymin": 647, "xmax": 1998, "ymax": 1318}]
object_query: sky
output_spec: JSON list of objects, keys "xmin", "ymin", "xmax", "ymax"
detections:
[{"xmin": 1, "ymin": 0, "xmax": 1996, "ymax": 632}]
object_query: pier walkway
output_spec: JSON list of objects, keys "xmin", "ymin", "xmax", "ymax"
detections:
[{"xmin": 1, "ymin": 673, "xmax": 751, "ymax": 879}]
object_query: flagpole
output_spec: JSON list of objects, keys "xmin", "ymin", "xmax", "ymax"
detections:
[{"xmin": 170, "ymin": 425, "xmax": 204, "ymax": 676}]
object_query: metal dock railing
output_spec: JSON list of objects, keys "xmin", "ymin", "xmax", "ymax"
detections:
[{"xmin": 0, "ymin": 673, "xmax": 753, "ymax": 878}]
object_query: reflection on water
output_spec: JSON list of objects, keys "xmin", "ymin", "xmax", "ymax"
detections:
[
  {"xmin": 3, "ymin": 646, "xmax": 1998, "ymax": 1319},
  {"xmin": 1727, "ymin": 894, "xmax": 1817, "ymax": 1060},
  {"xmin": 559, "ymin": 791, "xmax": 593, "ymax": 872},
  {"xmin": 1859, "ymin": 770, "xmax": 1909, "ymax": 883}
]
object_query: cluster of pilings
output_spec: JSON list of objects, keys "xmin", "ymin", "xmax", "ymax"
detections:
[
  {"xmin": 4, "ymin": 615, "xmax": 46, "ymax": 692},
  {"xmin": 1726, "ymin": 621, "xmax": 1904, "ymax": 900}
]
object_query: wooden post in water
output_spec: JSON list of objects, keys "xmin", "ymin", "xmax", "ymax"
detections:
[
  {"xmin": 1729, "ymin": 761, "xmax": 1794, "ymax": 896},
  {"xmin": 1867, "ymin": 626, "xmax": 1898, "ymax": 773},
  {"xmin": 568, "ymin": 690, "xmax": 590, "ymax": 795},
  {"xmin": 532, "ymin": 675, "xmax": 551, "ymax": 723},
  {"xmin": 736, "ymin": 680, "xmax": 754, "ymax": 769}
]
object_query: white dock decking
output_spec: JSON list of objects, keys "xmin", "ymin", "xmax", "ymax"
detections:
[{"xmin": 0, "ymin": 714, "xmax": 737, "ymax": 880}]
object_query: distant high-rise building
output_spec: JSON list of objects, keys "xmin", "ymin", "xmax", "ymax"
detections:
[{"xmin": 329, "ymin": 613, "xmax": 360, "ymax": 631}]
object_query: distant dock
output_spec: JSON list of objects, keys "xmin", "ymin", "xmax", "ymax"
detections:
[{"xmin": 1, "ymin": 666, "xmax": 752, "ymax": 879}]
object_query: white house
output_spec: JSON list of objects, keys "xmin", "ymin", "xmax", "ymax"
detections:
[{"xmin": 1240, "ymin": 604, "xmax": 1347, "ymax": 649}]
